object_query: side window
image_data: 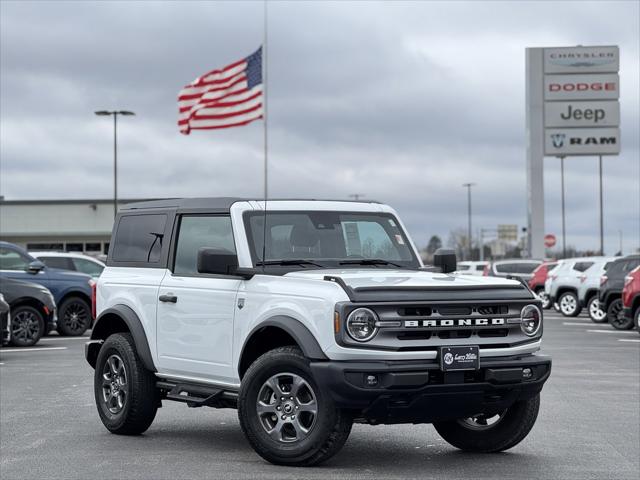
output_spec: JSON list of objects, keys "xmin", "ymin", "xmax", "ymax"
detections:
[
  {"xmin": 0, "ymin": 247, "xmax": 31, "ymax": 270},
  {"xmin": 72, "ymin": 258, "xmax": 104, "ymax": 277},
  {"xmin": 174, "ymin": 216, "xmax": 235, "ymax": 275},
  {"xmin": 476, "ymin": 265, "xmax": 486, "ymax": 271},
  {"xmin": 39, "ymin": 257, "xmax": 74, "ymax": 270},
  {"xmin": 112, "ymin": 214, "xmax": 167, "ymax": 263},
  {"xmin": 573, "ymin": 262, "xmax": 594, "ymax": 272}
]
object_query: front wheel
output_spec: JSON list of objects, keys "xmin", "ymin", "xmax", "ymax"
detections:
[
  {"xmin": 608, "ymin": 299, "xmax": 633, "ymax": 330},
  {"xmin": 94, "ymin": 333, "xmax": 159, "ymax": 435},
  {"xmin": 433, "ymin": 394, "xmax": 540, "ymax": 452},
  {"xmin": 558, "ymin": 292, "xmax": 581, "ymax": 317},
  {"xmin": 535, "ymin": 289, "xmax": 551, "ymax": 310},
  {"xmin": 238, "ymin": 346, "xmax": 352, "ymax": 466},
  {"xmin": 587, "ymin": 297, "xmax": 607, "ymax": 323},
  {"xmin": 10, "ymin": 306, "xmax": 44, "ymax": 347}
]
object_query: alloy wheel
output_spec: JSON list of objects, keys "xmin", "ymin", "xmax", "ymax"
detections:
[
  {"xmin": 256, "ymin": 372, "xmax": 317, "ymax": 443},
  {"xmin": 589, "ymin": 298, "xmax": 606, "ymax": 322},
  {"xmin": 62, "ymin": 301, "xmax": 89, "ymax": 334},
  {"xmin": 609, "ymin": 300, "xmax": 629, "ymax": 329},
  {"xmin": 560, "ymin": 294, "xmax": 577, "ymax": 315},
  {"xmin": 101, "ymin": 354, "xmax": 128, "ymax": 414},
  {"xmin": 458, "ymin": 411, "xmax": 507, "ymax": 431},
  {"xmin": 12, "ymin": 310, "xmax": 40, "ymax": 343}
]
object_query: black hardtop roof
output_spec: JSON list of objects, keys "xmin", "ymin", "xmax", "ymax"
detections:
[{"xmin": 121, "ymin": 197, "xmax": 380, "ymax": 212}]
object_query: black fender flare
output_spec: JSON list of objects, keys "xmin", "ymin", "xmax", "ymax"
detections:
[
  {"xmin": 89, "ymin": 305, "xmax": 156, "ymax": 372},
  {"xmin": 240, "ymin": 315, "xmax": 328, "ymax": 362}
]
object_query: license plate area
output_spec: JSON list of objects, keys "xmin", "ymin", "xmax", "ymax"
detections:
[{"xmin": 440, "ymin": 346, "xmax": 480, "ymax": 371}]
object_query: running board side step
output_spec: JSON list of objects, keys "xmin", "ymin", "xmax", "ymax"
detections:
[{"xmin": 156, "ymin": 380, "xmax": 238, "ymax": 409}]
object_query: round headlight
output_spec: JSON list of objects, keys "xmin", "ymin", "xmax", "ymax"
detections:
[
  {"xmin": 346, "ymin": 308, "xmax": 378, "ymax": 342},
  {"xmin": 521, "ymin": 304, "xmax": 542, "ymax": 336}
]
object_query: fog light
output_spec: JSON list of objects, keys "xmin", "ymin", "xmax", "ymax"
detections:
[
  {"xmin": 365, "ymin": 374, "xmax": 378, "ymax": 387},
  {"xmin": 522, "ymin": 368, "xmax": 533, "ymax": 379}
]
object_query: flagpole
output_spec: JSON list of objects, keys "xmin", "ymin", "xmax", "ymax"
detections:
[{"xmin": 261, "ymin": 0, "xmax": 268, "ymax": 268}]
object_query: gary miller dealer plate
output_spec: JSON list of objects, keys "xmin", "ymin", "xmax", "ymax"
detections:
[{"xmin": 440, "ymin": 346, "xmax": 480, "ymax": 372}]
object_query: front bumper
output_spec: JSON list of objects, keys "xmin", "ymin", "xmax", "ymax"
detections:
[
  {"xmin": 1, "ymin": 311, "xmax": 10, "ymax": 345},
  {"xmin": 310, "ymin": 354, "xmax": 551, "ymax": 425}
]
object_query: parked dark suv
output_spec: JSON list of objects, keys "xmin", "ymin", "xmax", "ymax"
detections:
[
  {"xmin": 599, "ymin": 255, "xmax": 640, "ymax": 330},
  {"xmin": 0, "ymin": 277, "xmax": 57, "ymax": 346},
  {"xmin": 0, "ymin": 241, "xmax": 94, "ymax": 336}
]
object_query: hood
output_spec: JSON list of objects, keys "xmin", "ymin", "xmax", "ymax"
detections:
[
  {"xmin": 46, "ymin": 268, "xmax": 93, "ymax": 282},
  {"xmin": 284, "ymin": 268, "xmax": 522, "ymax": 289},
  {"xmin": 284, "ymin": 268, "xmax": 533, "ymax": 303}
]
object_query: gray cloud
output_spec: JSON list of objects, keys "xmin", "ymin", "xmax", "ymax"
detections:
[{"xmin": 1, "ymin": 0, "xmax": 638, "ymax": 255}]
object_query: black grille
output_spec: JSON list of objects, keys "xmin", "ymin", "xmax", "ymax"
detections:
[
  {"xmin": 398, "ymin": 307, "xmax": 432, "ymax": 317},
  {"xmin": 436, "ymin": 306, "xmax": 472, "ymax": 316},
  {"xmin": 477, "ymin": 328, "xmax": 509, "ymax": 338},
  {"xmin": 477, "ymin": 305, "xmax": 509, "ymax": 315}
]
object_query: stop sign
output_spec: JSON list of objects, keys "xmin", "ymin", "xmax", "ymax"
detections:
[{"xmin": 544, "ymin": 234, "xmax": 556, "ymax": 248}]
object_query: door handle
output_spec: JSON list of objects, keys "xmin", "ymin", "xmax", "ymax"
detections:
[{"xmin": 159, "ymin": 294, "xmax": 178, "ymax": 303}]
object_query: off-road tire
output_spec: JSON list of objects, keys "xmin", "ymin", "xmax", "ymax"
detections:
[
  {"xmin": 238, "ymin": 346, "xmax": 352, "ymax": 466},
  {"xmin": 94, "ymin": 333, "xmax": 159, "ymax": 435},
  {"xmin": 558, "ymin": 291, "xmax": 581, "ymax": 317},
  {"xmin": 587, "ymin": 296, "xmax": 607, "ymax": 323},
  {"xmin": 433, "ymin": 394, "xmax": 540, "ymax": 452},
  {"xmin": 57, "ymin": 296, "xmax": 91, "ymax": 336},
  {"xmin": 608, "ymin": 299, "xmax": 633, "ymax": 330},
  {"xmin": 9, "ymin": 305, "xmax": 44, "ymax": 347}
]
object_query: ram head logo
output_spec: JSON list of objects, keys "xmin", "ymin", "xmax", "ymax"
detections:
[{"xmin": 551, "ymin": 134, "xmax": 565, "ymax": 148}]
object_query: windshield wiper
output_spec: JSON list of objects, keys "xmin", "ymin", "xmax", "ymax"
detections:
[
  {"xmin": 338, "ymin": 258, "xmax": 404, "ymax": 268},
  {"xmin": 255, "ymin": 259, "xmax": 327, "ymax": 268}
]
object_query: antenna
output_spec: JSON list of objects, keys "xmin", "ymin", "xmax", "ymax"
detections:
[{"xmin": 260, "ymin": 1, "xmax": 268, "ymax": 272}]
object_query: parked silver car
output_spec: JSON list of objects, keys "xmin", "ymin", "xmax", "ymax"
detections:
[{"xmin": 484, "ymin": 259, "xmax": 543, "ymax": 282}]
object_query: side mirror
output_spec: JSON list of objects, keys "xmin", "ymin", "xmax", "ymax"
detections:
[
  {"xmin": 433, "ymin": 248, "xmax": 457, "ymax": 274},
  {"xmin": 197, "ymin": 248, "xmax": 239, "ymax": 275},
  {"xmin": 27, "ymin": 260, "xmax": 46, "ymax": 274}
]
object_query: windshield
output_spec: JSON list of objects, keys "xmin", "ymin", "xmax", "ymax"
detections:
[{"xmin": 243, "ymin": 211, "xmax": 420, "ymax": 269}]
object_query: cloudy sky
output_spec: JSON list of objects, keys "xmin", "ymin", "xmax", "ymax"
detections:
[{"xmin": 1, "ymin": 0, "xmax": 638, "ymax": 255}]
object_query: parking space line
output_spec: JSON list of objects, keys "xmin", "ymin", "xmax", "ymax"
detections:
[
  {"xmin": 618, "ymin": 339, "xmax": 640, "ymax": 343},
  {"xmin": 587, "ymin": 330, "xmax": 637, "ymax": 335},
  {"xmin": 0, "ymin": 347, "xmax": 68, "ymax": 353},
  {"xmin": 563, "ymin": 322, "xmax": 596, "ymax": 326},
  {"xmin": 40, "ymin": 337, "xmax": 90, "ymax": 342}
]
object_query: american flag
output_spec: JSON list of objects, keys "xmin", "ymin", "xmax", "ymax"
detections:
[{"xmin": 178, "ymin": 47, "xmax": 263, "ymax": 134}]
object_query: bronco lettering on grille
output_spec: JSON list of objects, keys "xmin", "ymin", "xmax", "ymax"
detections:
[{"xmin": 404, "ymin": 318, "xmax": 506, "ymax": 328}]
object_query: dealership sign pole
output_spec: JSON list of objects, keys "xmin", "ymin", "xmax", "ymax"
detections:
[{"xmin": 526, "ymin": 45, "xmax": 620, "ymax": 258}]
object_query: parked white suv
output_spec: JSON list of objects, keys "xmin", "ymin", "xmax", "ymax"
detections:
[
  {"xmin": 30, "ymin": 252, "xmax": 105, "ymax": 278},
  {"xmin": 577, "ymin": 258, "xmax": 618, "ymax": 322},
  {"xmin": 546, "ymin": 257, "xmax": 606, "ymax": 317},
  {"xmin": 85, "ymin": 198, "xmax": 550, "ymax": 466}
]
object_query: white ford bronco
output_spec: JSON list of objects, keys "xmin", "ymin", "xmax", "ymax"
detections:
[{"xmin": 86, "ymin": 198, "xmax": 551, "ymax": 466}]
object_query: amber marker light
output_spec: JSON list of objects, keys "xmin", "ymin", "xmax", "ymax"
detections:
[{"xmin": 334, "ymin": 312, "xmax": 341, "ymax": 334}]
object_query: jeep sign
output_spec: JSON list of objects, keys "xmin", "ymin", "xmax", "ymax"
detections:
[
  {"xmin": 544, "ymin": 128, "xmax": 620, "ymax": 156},
  {"xmin": 544, "ymin": 101, "xmax": 620, "ymax": 127}
]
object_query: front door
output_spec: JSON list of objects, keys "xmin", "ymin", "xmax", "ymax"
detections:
[{"xmin": 156, "ymin": 215, "xmax": 241, "ymax": 385}]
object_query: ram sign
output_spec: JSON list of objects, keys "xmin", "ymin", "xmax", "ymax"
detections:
[{"xmin": 544, "ymin": 128, "xmax": 620, "ymax": 156}]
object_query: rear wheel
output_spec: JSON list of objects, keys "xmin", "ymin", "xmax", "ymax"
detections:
[
  {"xmin": 433, "ymin": 394, "xmax": 540, "ymax": 452},
  {"xmin": 10, "ymin": 306, "xmax": 44, "ymax": 347},
  {"xmin": 608, "ymin": 299, "xmax": 633, "ymax": 330},
  {"xmin": 558, "ymin": 292, "xmax": 581, "ymax": 317},
  {"xmin": 94, "ymin": 333, "xmax": 159, "ymax": 435},
  {"xmin": 634, "ymin": 307, "xmax": 640, "ymax": 334},
  {"xmin": 238, "ymin": 346, "xmax": 352, "ymax": 466},
  {"xmin": 58, "ymin": 297, "xmax": 91, "ymax": 336},
  {"xmin": 587, "ymin": 296, "xmax": 607, "ymax": 323}
]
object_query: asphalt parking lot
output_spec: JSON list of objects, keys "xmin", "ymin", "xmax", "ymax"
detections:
[{"xmin": 1, "ymin": 311, "xmax": 638, "ymax": 480}]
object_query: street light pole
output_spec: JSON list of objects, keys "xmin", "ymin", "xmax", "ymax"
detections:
[
  {"xmin": 560, "ymin": 156, "xmax": 566, "ymax": 259},
  {"xmin": 462, "ymin": 183, "xmax": 476, "ymax": 261},
  {"xmin": 95, "ymin": 110, "xmax": 135, "ymax": 218}
]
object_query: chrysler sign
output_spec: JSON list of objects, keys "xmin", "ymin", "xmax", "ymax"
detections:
[{"xmin": 544, "ymin": 46, "xmax": 619, "ymax": 74}]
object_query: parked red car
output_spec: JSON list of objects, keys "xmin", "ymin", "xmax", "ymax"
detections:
[
  {"xmin": 528, "ymin": 261, "xmax": 557, "ymax": 309},
  {"xmin": 622, "ymin": 266, "xmax": 640, "ymax": 334}
]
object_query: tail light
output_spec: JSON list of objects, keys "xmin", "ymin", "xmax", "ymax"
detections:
[
  {"xmin": 89, "ymin": 279, "xmax": 97, "ymax": 319},
  {"xmin": 624, "ymin": 275, "xmax": 633, "ymax": 287},
  {"xmin": 600, "ymin": 275, "xmax": 608, "ymax": 287},
  {"xmin": 483, "ymin": 264, "xmax": 490, "ymax": 276}
]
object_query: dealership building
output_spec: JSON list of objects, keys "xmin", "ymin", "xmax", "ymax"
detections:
[{"xmin": 0, "ymin": 198, "xmax": 150, "ymax": 256}]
